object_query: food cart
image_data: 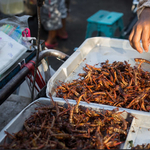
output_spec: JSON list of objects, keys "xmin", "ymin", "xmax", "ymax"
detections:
[
  {"xmin": 0, "ymin": 36, "xmax": 150, "ymax": 149},
  {"xmin": 1, "ymin": 0, "xmax": 150, "ymax": 149}
]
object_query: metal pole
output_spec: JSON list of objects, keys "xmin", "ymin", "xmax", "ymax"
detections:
[
  {"xmin": 31, "ymin": 2, "xmax": 42, "ymax": 101},
  {"xmin": 0, "ymin": 49, "xmax": 69, "ymax": 105}
]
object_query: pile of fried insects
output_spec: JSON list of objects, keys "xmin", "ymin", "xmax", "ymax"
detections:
[
  {"xmin": 55, "ymin": 59, "xmax": 150, "ymax": 111},
  {"xmin": 0, "ymin": 95, "xmax": 131, "ymax": 149}
]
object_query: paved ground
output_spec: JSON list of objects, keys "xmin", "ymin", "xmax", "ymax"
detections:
[{"xmin": 0, "ymin": 0, "xmax": 134, "ymax": 131}]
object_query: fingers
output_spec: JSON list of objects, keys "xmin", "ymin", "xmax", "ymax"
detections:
[
  {"xmin": 129, "ymin": 8, "xmax": 150, "ymax": 53},
  {"xmin": 141, "ymin": 27, "xmax": 149, "ymax": 52},
  {"xmin": 129, "ymin": 25, "xmax": 143, "ymax": 53},
  {"xmin": 129, "ymin": 25, "xmax": 150, "ymax": 53},
  {"xmin": 129, "ymin": 29, "xmax": 134, "ymax": 48}
]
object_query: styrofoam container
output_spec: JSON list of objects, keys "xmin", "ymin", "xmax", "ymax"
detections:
[
  {"xmin": 0, "ymin": 97, "xmax": 133, "ymax": 149},
  {"xmin": 1, "ymin": 97, "xmax": 150, "ymax": 149},
  {"xmin": 46, "ymin": 37, "xmax": 150, "ymax": 97},
  {"xmin": 46, "ymin": 37, "xmax": 150, "ymax": 113},
  {"xmin": 0, "ymin": 0, "xmax": 24, "ymax": 15},
  {"xmin": 123, "ymin": 115, "xmax": 150, "ymax": 149}
]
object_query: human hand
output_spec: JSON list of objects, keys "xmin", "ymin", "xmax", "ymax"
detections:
[{"xmin": 129, "ymin": 7, "xmax": 150, "ymax": 53}]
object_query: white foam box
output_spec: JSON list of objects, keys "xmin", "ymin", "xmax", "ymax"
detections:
[{"xmin": 46, "ymin": 37, "xmax": 150, "ymax": 97}]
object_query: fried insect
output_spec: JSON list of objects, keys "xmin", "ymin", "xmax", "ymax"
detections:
[
  {"xmin": 56, "ymin": 60, "xmax": 150, "ymax": 111},
  {"xmin": 0, "ymin": 99, "xmax": 131, "ymax": 149}
]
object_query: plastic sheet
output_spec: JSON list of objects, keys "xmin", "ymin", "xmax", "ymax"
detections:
[{"xmin": 0, "ymin": 31, "xmax": 27, "ymax": 76}]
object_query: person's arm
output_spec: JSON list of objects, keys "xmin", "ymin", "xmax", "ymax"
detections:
[
  {"xmin": 137, "ymin": 0, "xmax": 150, "ymax": 18},
  {"xmin": 129, "ymin": 0, "xmax": 150, "ymax": 53}
]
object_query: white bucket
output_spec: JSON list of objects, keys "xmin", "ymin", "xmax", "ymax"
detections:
[{"xmin": 0, "ymin": 0, "xmax": 24, "ymax": 15}]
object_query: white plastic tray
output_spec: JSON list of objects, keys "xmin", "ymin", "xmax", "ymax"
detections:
[
  {"xmin": 1, "ymin": 97, "xmax": 150, "ymax": 149},
  {"xmin": 0, "ymin": 97, "xmax": 132, "ymax": 149},
  {"xmin": 123, "ymin": 114, "xmax": 150, "ymax": 149},
  {"xmin": 46, "ymin": 37, "xmax": 150, "ymax": 99}
]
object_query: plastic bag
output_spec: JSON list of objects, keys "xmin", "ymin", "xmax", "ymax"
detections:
[
  {"xmin": 0, "ymin": 15, "xmax": 32, "ymax": 48},
  {"xmin": 0, "ymin": 15, "xmax": 30, "ymax": 30}
]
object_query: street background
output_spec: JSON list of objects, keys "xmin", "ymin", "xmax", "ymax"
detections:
[{"xmin": 29, "ymin": 0, "xmax": 133, "ymax": 71}]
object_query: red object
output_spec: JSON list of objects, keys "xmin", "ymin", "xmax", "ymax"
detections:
[
  {"xmin": 21, "ymin": 60, "xmax": 46, "ymax": 91},
  {"xmin": 22, "ymin": 28, "xmax": 31, "ymax": 37},
  {"xmin": 45, "ymin": 42, "xmax": 58, "ymax": 49}
]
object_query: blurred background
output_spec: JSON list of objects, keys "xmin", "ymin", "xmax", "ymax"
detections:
[
  {"xmin": 0, "ymin": 0, "xmax": 136, "ymax": 71},
  {"xmin": 24, "ymin": 0, "xmax": 134, "ymax": 70}
]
